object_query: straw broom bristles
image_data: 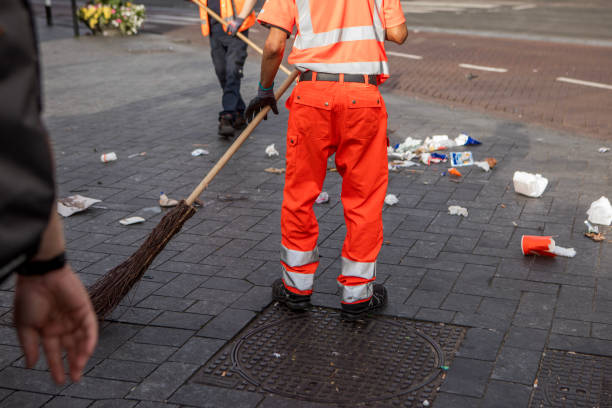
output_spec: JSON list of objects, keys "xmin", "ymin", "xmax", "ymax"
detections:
[{"xmin": 88, "ymin": 201, "xmax": 196, "ymax": 318}]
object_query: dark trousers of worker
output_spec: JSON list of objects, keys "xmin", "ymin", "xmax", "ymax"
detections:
[
  {"xmin": 209, "ymin": 20, "xmax": 247, "ymax": 119},
  {"xmin": 280, "ymin": 78, "xmax": 388, "ymax": 305}
]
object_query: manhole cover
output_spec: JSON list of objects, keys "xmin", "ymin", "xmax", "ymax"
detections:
[
  {"xmin": 530, "ymin": 350, "xmax": 612, "ymax": 408},
  {"xmin": 192, "ymin": 304, "xmax": 465, "ymax": 407}
]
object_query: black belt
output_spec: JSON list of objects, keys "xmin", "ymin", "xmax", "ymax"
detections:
[{"xmin": 299, "ymin": 71, "xmax": 378, "ymax": 86}]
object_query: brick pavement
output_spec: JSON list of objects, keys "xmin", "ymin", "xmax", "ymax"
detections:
[{"xmin": 0, "ymin": 25, "xmax": 611, "ymax": 407}]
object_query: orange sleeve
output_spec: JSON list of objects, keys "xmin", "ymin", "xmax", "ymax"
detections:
[
  {"xmin": 257, "ymin": 0, "xmax": 296, "ymax": 35},
  {"xmin": 382, "ymin": 0, "xmax": 406, "ymax": 29}
]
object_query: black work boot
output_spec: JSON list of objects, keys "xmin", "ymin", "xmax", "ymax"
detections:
[
  {"xmin": 272, "ymin": 279, "xmax": 311, "ymax": 311},
  {"xmin": 341, "ymin": 284, "xmax": 387, "ymax": 321},
  {"xmin": 218, "ymin": 114, "xmax": 234, "ymax": 137},
  {"xmin": 233, "ymin": 112, "xmax": 247, "ymax": 131}
]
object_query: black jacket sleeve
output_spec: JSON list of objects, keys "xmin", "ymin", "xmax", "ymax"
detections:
[{"xmin": 0, "ymin": 0, "xmax": 56, "ymax": 281}]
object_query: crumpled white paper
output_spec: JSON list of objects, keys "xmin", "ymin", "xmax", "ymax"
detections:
[
  {"xmin": 315, "ymin": 191, "xmax": 329, "ymax": 204},
  {"xmin": 384, "ymin": 194, "xmax": 399, "ymax": 206},
  {"xmin": 448, "ymin": 205, "xmax": 468, "ymax": 217},
  {"xmin": 513, "ymin": 171, "xmax": 548, "ymax": 198},
  {"xmin": 191, "ymin": 148, "xmax": 209, "ymax": 156},
  {"xmin": 57, "ymin": 195, "xmax": 101, "ymax": 217},
  {"xmin": 587, "ymin": 196, "xmax": 612, "ymax": 226},
  {"xmin": 265, "ymin": 144, "xmax": 279, "ymax": 157}
]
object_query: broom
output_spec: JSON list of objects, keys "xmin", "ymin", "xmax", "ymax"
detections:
[{"xmin": 89, "ymin": 14, "xmax": 298, "ymax": 317}]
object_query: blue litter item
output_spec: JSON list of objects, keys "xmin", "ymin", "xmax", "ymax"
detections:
[
  {"xmin": 431, "ymin": 152, "xmax": 447, "ymax": 160},
  {"xmin": 465, "ymin": 136, "xmax": 481, "ymax": 145},
  {"xmin": 394, "ymin": 143, "xmax": 400, "ymax": 149}
]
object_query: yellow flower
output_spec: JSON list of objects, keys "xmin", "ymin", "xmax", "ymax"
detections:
[{"xmin": 102, "ymin": 6, "xmax": 111, "ymax": 20}]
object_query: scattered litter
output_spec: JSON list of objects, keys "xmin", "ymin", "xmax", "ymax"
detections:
[
  {"xmin": 390, "ymin": 160, "xmax": 418, "ymax": 168},
  {"xmin": 533, "ymin": 379, "xmax": 539, "ymax": 388},
  {"xmin": 455, "ymin": 133, "xmax": 481, "ymax": 146},
  {"xmin": 431, "ymin": 152, "xmax": 447, "ymax": 161},
  {"xmin": 57, "ymin": 195, "xmax": 101, "ymax": 217},
  {"xmin": 448, "ymin": 168, "xmax": 462, "ymax": 177},
  {"xmin": 485, "ymin": 157, "xmax": 497, "ymax": 169},
  {"xmin": 265, "ymin": 144, "xmax": 279, "ymax": 157},
  {"xmin": 100, "ymin": 152, "xmax": 117, "ymax": 163},
  {"xmin": 141, "ymin": 206, "xmax": 162, "ymax": 214},
  {"xmin": 394, "ymin": 137, "xmax": 422, "ymax": 154},
  {"xmin": 448, "ymin": 205, "xmax": 468, "ymax": 217},
  {"xmin": 331, "ymin": 351, "xmax": 340, "ymax": 357},
  {"xmin": 119, "ymin": 216, "xmax": 145, "ymax": 225},
  {"xmin": 423, "ymin": 400, "xmax": 430, "ymax": 407},
  {"xmin": 264, "ymin": 167, "xmax": 285, "ymax": 174},
  {"xmin": 440, "ymin": 365, "xmax": 449, "ymax": 371},
  {"xmin": 218, "ymin": 194, "xmax": 247, "ymax": 202},
  {"xmin": 521, "ymin": 235, "xmax": 576, "ymax": 258},
  {"xmin": 424, "ymin": 135, "xmax": 456, "ymax": 151},
  {"xmin": 315, "ymin": 191, "xmax": 330, "ymax": 204},
  {"xmin": 450, "ymin": 151, "xmax": 474, "ymax": 167},
  {"xmin": 584, "ymin": 219, "xmax": 605, "ymax": 242},
  {"xmin": 159, "ymin": 192, "xmax": 179, "ymax": 207},
  {"xmin": 474, "ymin": 161, "xmax": 490, "ymax": 172},
  {"xmin": 191, "ymin": 148, "xmax": 209, "ymax": 156},
  {"xmin": 513, "ymin": 171, "xmax": 548, "ymax": 198},
  {"xmin": 384, "ymin": 194, "xmax": 399, "ymax": 206},
  {"xmin": 586, "ymin": 196, "xmax": 612, "ymax": 225},
  {"xmin": 328, "ymin": 168, "xmax": 337, "ymax": 172},
  {"xmin": 127, "ymin": 152, "xmax": 146, "ymax": 158},
  {"xmin": 512, "ymin": 221, "xmax": 518, "ymax": 227},
  {"xmin": 598, "ymin": 147, "xmax": 610, "ymax": 153},
  {"xmin": 421, "ymin": 153, "xmax": 431, "ymax": 165},
  {"xmin": 273, "ymin": 352, "xmax": 281, "ymax": 358}
]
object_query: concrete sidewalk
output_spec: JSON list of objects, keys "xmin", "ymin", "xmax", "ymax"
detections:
[{"xmin": 0, "ymin": 27, "xmax": 611, "ymax": 408}]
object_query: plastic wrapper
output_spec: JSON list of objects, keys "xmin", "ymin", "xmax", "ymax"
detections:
[
  {"xmin": 513, "ymin": 171, "xmax": 548, "ymax": 198},
  {"xmin": 119, "ymin": 216, "xmax": 145, "ymax": 225},
  {"xmin": 159, "ymin": 192, "xmax": 179, "ymax": 207},
  {"xmin": 265, "ymin": 144, "xmax": 279, "ymax": 157},
  {"xmin": 100, "ymin": 152, "xmax": 117, "ymax": 162},
  {"xmin": 315, "ymin": 191, "xmax": 329, "ymax": 204},
  {"xmin": 450, "ymin": 152, "xmax": 474, "ymax": 167},
  {"xmin": 455, "ymin": 133, "xmax": 481, "ymax": 146},
  {"xmin": 586, "ymin": 196, "xmax": 612, "ymax": 225},
  {"xmin": 57, "ymin": 195, "xmax": 101, "ymax": 217},
  {"xmin": 521, "ymin": 235, "xmax": 575, "ymax": 257},
  {"xmin": 264, "ymin": 167, "xmax": 285, "ymax": 174},
  {"xmin": 423, "ymin": 135, "xmax": 456, "ymax": 151},
  {"xmin": 448, "ymin": 168, "xmax": 462, "ymax": 177},
  {"xmin": 191, "ymin": 148, "xmax": 209, "ymax": 156},
  {"xmin": 598, "ymin": 147, "xmax": 610, "ymax": 153}
]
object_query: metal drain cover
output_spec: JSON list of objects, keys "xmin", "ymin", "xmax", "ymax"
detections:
[
  {"xmin": 530, "ymin": 350, "xmax": 612, "ymax": 407},
  {"xmin": 192, "ymin": 304, "xmax": 465, "ymax": 406}
]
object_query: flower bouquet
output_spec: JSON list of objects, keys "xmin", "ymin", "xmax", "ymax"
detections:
[{"xmin": 78, "ymin": 0, "xmax": 145, "ymax": 36}]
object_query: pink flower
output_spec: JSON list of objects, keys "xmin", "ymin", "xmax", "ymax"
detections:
[
  {"xmin": 111, "ymin": 9, "xmax": 116, "ymax": 14},
  {"xmin": 116, "ymin": 18, "xmax": 122, "ymax": 23}
]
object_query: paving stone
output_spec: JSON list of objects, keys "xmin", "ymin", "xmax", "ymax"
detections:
[
  {"xmin": 432, "ymin": 392, "xmax": 481, "ymax": 408},
  {"xmin": 43, "ymin": 396, "xmax": 92, "ymax": 408},
  {"xmin": 549, "ymin": 334, "xmax": 612, "ymax": 357},
  {"xmin": 200, "ymin": 277, "xmax": 253, "ymax": 292},
  {"xmin": 491, "ymin": 346, "xmax": 542, "ymax": 385},
  {"xmin": 439, "ymin": 357, "xmax": 493, "ymax": 398},
  {"xmin": 169, "ymin": 337, "xmax": 226, "ymax": 365},
  {"xmin": 456, "ymin": 328, "xmax": 504, "ymax": 361},
  {"xmin": 197, "ymin": 308, "xmax": 256, "ymax": 340},
  {"xmin": 132, "ymin": 326, "xmax": 194, "ymax": 347},
  {"xmin": 0, "ymin": 367, "xmax": 66, "ymax": 394},
  {"xmin": 110, "ymin": 342, "xmax": 176, "ymax": 364},
  {"xmin": 136, "ymin": 295, "xmax": 195, "ymax": 312},
  {"xmin": 230, "ymin": 285, "xmax": 274, "ymax": 311},
  {"xmin": 0, "ymin": 346, "xmax": 21, "ymax": 370},
  {"xmin": 62, "ymin": 377, "xmax": 136, "ymax": 399},
  {"xmin": 135, "ymin": 402, "xmax": 179, "ymax": 408},
  {"xmin": 405, "ymin": 289, "xmax": 448, "ymax": 308},
  {"xmin": 89, "ymin": 400, "xmax": 137, "ymax": 408},
  {"xmin": 481, "ymin": 380, "xmax": 532, "ymax": 408},
  {"xmin": 408, "ymin": 240, "xmax": 446, "ymax": 259},
  {"xmin": 504, "ymin": 326, "xmax": 548, "ymax": 351},
  {"xmin": 551, "ymin": 318, "xmax": 591, "ymax": 337},
  {"xmin": 154, "ymin": 274, "xmax": 209, "ymax": 298},
  {"xmin": 592, "ymin": 323, "xmax": 612, "ymax": 340},
  {"xmin": 441, "ymin": 293, "xmax": 482, "ymax": 313},
  {"xmin": 415, "ymin": 307, "xmax": 455, "ymax": 323},
  {"xmin": 256, "ymin": 395, "xmax": 335, "ymax": 408},
  {"xmin": 0, "ymin": 389, "xmax": 11, "ymax": 401},
  {"xmin": 0, "ymin": 391, "xmax": 50, "ymax": 408},
  {"xmin": 87, "ymin": 359, "xmax": 157, "ymax": 382},
  {"xmin": 170, "ymin": 383, "xmax": 263, "ymax": 407},
  {"xmin": 477, "ymin": 297, "xmax": 517, "ymax": 319},
  {"xmin": 128, "ymin": 362, "xmax": 198, "ymax": 401},
  {"xmin": 150, "ymin": 311, "xmax": 213, "ymax": 330},
  {"xmin": 418, "ymin": 270, "xmax": 459, "ymax": 292},
  {"xmin": 0, "ymin": 327, "xmax": 20, "ymax": 347},
  {"xmin": 113, "ymin": 307, "xmax": 161, "ymax": 325}
]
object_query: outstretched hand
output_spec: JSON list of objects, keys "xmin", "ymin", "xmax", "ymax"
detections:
[{"xmin": 14, "ymin": 265, "xmax": 98, "ymax": 384}]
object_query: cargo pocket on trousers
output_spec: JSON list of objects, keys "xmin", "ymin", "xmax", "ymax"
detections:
[
  {"xmin": 292, "ymin": 91, "xmax": 333, "ymax": 139},
  {"xmin": 346, "ymin": 92, "xmax": 383, "ymax": 140}
]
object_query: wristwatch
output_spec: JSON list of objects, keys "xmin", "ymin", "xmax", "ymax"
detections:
[{"xmin": 15, "ymin": 252, "xmax": 66, "ymax": 276}]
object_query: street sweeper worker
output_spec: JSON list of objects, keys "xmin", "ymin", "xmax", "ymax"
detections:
[
  {"xmin": 0, "ymin": 0, "xmax": 98, "ymax": 385},
  {"xmin": 245, "ymin": 0, "xmax": 408, "ymax": 320},
  {"xmin": 198, "ymin": 0, "xmax": 258, "ymax": 137}
]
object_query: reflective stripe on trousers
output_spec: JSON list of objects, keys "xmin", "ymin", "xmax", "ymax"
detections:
[
  {"xmin": 280, "ymin": 79, "xmax": 387, "ymax": 302},
  {"xmin": 280, "ymin": 244, "xmax": 319, "ymax": 294}
]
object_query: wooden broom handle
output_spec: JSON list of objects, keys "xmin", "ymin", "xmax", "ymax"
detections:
[
  {"xmin": 186, "ymin": 69, "xmax": 300, "ymax": 205},
  {"xmin": 192, "ymin": 0, "xmax": 292, "ymax": 76}
]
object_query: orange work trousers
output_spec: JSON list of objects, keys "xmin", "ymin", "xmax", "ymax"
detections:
[{"xmin": 280, "ymin": 77, "xmax": 388, "ymax": 305}]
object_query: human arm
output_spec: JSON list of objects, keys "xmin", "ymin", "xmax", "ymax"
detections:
[
  {"xmin": 386, "ymin": 22, "xmax": 408, "ymax": 44},
  {"xmin": 244, "ymin": 26, "xmax": 288, "ymax": 122}
]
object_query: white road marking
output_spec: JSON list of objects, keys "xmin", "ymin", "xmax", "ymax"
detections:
[
  {"xmin": 387, "ymin": 51, "xmax": 423, "ymax": 60},
  {"xmin": 149, "ymin": 14, "xmax": 201, "ymax": 23},
  {"xmin": 459, "ymin": 63, "xmax": 508, "ymax": 73},
  {"xmin": 556, "ymin": 77, "xmax": 612, "ymax": 90},
  {"xmin": 512, "ymin": 4, "xmax": 536, "ymax": 10}
]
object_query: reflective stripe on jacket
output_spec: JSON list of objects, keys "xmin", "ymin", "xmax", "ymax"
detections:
[{"xmin": 199, "ymin": 0, "xmax": 256, "ymax": 37}]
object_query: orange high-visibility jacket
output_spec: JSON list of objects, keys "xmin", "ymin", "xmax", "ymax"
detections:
[
  {"xmin": 199, "ymin": 0, "xmax": 256, "ymax": 37},
  {"xmin": 257, "ymin": 0, "xmax": 405, "ymax": 82}
]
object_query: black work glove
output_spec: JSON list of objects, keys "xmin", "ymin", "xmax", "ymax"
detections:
[
  {"xmin": 226, "ymin": 17, "xmax": 244, "ymax": 36},
  {"xmin": 245, "ymin": 83, "xmax": 278, "ymax": 123}
]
